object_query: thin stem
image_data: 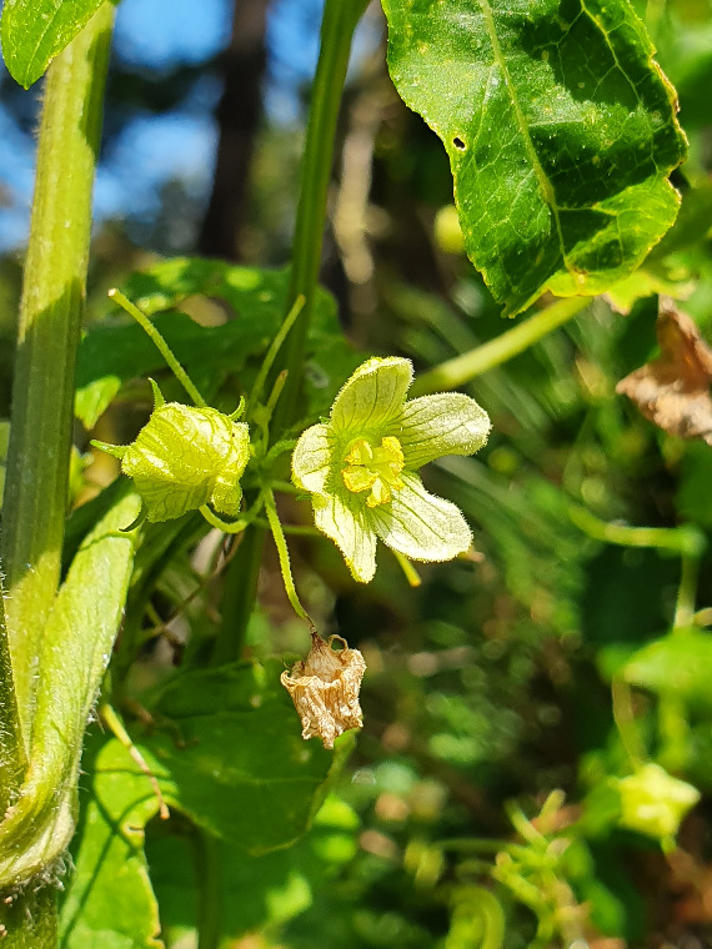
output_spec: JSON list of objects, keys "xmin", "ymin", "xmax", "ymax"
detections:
[
  {"xmin": 99, "ymin": 703, "xmax": 169, "ymax": 820},
  {"xmin": 567, "ymin": 504, "xmax": 706, "ymax": 557},
  {"xmin": 247, "ymin": 295, "xmax": 304, "ymax": 415},
  {"xmin": 393, "ymin": 550, "xmax": 422, "ymax": 588},
  {"xmin": 264, "ymin": 490, "xmax": 313, "ymax": 628},
  {"xmin": 1, "ymin": 0, "xmax": 114, "ymax": 741},
  {"xmin": 673, "ymin": 555, "xmax": 699, "ymax": 630},
  {"xmin": 611, "ymin": 677, "xmax": 644, "ymax": 768},
  {"xmin": 108, "ymin": 288, "xmax": 207, "ymax": 407},
  {"xmin": 192, "ymin": 830, "xmax": 222, "ymax": 949},
  {"xmin": 410, "ymin": 296, "xmax": 590, "ymax": 396},
  {"xmin": 271, "ymin": 0, "xmax": 369, "ymax": 433},
  {"xmin": 215, "ymin": 0, "xmax": 365, "ymax": 659}
]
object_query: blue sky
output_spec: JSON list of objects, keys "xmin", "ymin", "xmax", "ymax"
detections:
[{"xmin": 0, "ymin": 0, "xmax": 382, "ymax": 251}]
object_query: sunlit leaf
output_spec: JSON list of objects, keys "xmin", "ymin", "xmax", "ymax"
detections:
[
  {"xmin": 75, "ymin": 259, "xmax": 360, "ymax": 429},
  {"xmin": 0, "ymin": 491, "xmax": 141, "ymax": 887},
  {"xmin": 1, "ymin": 0, "xmax": 106, "ymax": 88},
  {"xmin": 382, "ymin": 0, "xmax": 686, "ymax": 314}
]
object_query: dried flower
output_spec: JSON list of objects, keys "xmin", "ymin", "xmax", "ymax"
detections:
[
  {"xmin": 291, "ymin": 356, "xmax": 490, "ymax": 582},
  {"xmin": 281, "ymin": 633, "xmax": 366, "ymax": 749}
]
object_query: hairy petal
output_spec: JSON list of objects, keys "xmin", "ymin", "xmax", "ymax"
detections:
[
  {"xmin": 292, "ymin": 423, "xmax": 332, "ymax": 494},
  {"xmin": 312, "ymin": 493, "xmax": 377, "ymax": 583},
  {"xmin": 330, "ymin": 356, "xmax": 413, "ymax": 436},
  {"xmin": 397, "ymin": 393, "xmax": 491, "ymax": 468},
  {"xmin": 370, "ymin": 472, "xmax": 471, "ymax": 562}
]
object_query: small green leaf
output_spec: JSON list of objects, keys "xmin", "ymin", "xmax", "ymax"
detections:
[
  {"xmin": 0, "ymin": 490, "xmax": 141, "ymax": 887},
  {"xmin": 1, "ymin": 0, "xmax": 106, "ymax": 88},
  {"xmin": 382, "ymin": 0, "xmax": 687, "ymax": 314},
  {"xmin": 623, "ymin": 628, "xmax": 712, "ymax": 707}
]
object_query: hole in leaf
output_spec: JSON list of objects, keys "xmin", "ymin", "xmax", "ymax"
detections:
[{"xmin": 453, "ymin": 136, "xmax": 466, "ymax": 150}]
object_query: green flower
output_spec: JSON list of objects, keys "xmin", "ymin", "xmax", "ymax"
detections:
[
  {"xmin": 617, "ymin": 763, "xmax": 700, "ymax": 841},
  {"xmin": 292, "ymin": 356, "xmax": 490, "ymax": 582},
  {"xmin": 95, "ymin": 388, "xmax": 250, "ymax": 523}
]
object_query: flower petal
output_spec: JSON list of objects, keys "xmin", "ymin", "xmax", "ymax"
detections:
[
  {"xmin": 292, "ymin": 423, "xmax": 332, "ymax": 494},
  {"xmin": 330, "ymin": 357, "xmax": 413, "ymax": 436},
  {"xmin": 369, "ymin": 472, "xmax": 471, "ymax": 562},
  {"xmin": 312, "ymin": 492, "xmax": 377, "ymax": 583},
  {"xmin": 397, "ymin": 393, "xmax": 490, "ymax": 469}
]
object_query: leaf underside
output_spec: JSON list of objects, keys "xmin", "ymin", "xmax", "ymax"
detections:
[
  {"xmin": 1, "ymin": 0, "xmax": 105, "ymax": 88},
  {"xmin": 382, "ymin": 0, "xmax": 687, "ymax": 315}
]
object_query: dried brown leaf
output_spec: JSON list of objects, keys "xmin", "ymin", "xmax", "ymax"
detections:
[
  {"xmin": 281, "ymin": 633, "xmax": 366, "ymax": 749},
  {"xmin": 616, "ymin": 298, "xmax": 712, "ymax": 445}
]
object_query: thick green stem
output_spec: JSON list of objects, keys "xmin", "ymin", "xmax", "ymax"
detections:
[
  {"xmin": 0, "ymin": 7, "xmax": 114, "ymax": 942},
  {"xmin": 0, "ymin": 589, "xmax": 24, "ymax": 816},
  {"xmin": 213, "ymin": 0, "xmax": 366, "ymax": 660},
  {"xmin": 1, "ymin": 4, "xmax": 115, "ymax": 742},
  {"xmin": 410, "ymin": 296, "xmax": 590, "ymax": 396}
]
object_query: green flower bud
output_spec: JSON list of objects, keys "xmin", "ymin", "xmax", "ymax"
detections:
[
  {"xmin": 617, "ymin": 763, "xmax": 700, "ymax": 841},
  {"xmin": 96, "ymin": 400, "xmax": 250, "ymax": 523}
]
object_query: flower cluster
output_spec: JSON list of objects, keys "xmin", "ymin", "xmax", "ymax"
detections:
[{"xmin": 292, "ymin": 356, "xmax": 490, "ymax": 582}]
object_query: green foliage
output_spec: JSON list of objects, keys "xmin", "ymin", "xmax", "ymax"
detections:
[
  {"xmin": 0, "ymin": 490, "xmax": 141, "ymax": 887},
  {"xmin": 382, "ymin": 0, "xmax": 687, "ymax": 314},
  {"xmin": 0, "ymin": 0, "xmax": 107, "ymax": 88},
  {"xmin": 75, "ymin": 258, "xmax": 360, "ymax": 429},
  {"xmin": 60, "ymin": 661, "xmax": 346, "ymax": 947}
]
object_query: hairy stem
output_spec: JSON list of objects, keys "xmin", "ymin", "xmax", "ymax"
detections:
[
  {"xmin": 411, "ymin": 296, "xmax": 590, "ymax": 396},
  {"xmin": 1, "ymin": 4, "xmax": 115, "ymax": 740}
]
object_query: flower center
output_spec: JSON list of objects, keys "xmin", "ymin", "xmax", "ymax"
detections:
[{"xmin": 341, "ymin": 436, "xmax": 405, "ymax": 508}]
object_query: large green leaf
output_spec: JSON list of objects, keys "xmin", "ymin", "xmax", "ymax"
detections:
[
  {"xmin": 146, "ymin": 795, "xmax": 359, "ymax": 947},
  {"xmin": 60, "ymin": 661, "xmax": 349, "ymax": 946},
  {"xmin": 0, "ymin": 491, "xmax": 141, "ymax": 887},
  {"xmin": 0, "ymin": 0, "xmax": 106, "ymax": 88},
  {"xmin": 382, "ymin": 0, "xmax": 687, "ymax": 315},
  {"xmin": 76, "ymin": 258, "xmax": 360, "ymax": 429}
]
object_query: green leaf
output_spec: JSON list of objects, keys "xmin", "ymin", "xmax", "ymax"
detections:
[
  {"xmin": 0, "ymin": 0, "xmax": 106, "ymax": 88},
  {"xmin": 59, "ymin": 735, "xmax": 162, "ymax": 949},
  {"xmin": 382, "ymin": 0, "xmax": 687, "ymax": 315},
  {"xmin": 75, "ymin": 258, "xmax": 359, "ymax": 429},
  {"xmin": 146, "ymin": 795, "xmax": 359, "ymax": 946},
  {"xmin": 60, "ymin": 662, "xmax": 347, "ymax": 945},
  {"xmin": 138, "ymin": 660, "xmax": 345, "ymax": 850},
  {"xmin": 0, "ymin": 490, "xmax": 141, "ymax": 887},
  {"xmin": 623, "ymin": 628, "xmax": 712, "ymax": 707}
]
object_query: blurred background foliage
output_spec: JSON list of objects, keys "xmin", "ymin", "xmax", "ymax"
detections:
[{"xmin": 2, "ymin": 0, "xmax": 712, "ymax": 945}]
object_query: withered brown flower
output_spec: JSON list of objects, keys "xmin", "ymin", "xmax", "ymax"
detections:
[
  {"xmin": 616, "ymin": 298, "xmax": 712, "ymax": 446},
  {"xmin": 281, "ymin": 633, "xmax": 366, "ymax": 749}
]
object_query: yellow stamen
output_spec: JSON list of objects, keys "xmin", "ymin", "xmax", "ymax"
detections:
[{"xmin": 341, "ymin": 436, "xmax": 405, "ymax": 508}]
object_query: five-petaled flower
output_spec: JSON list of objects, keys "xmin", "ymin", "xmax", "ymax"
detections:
[{"xmin": 291, "ymin": 356, "xmax": 490, "ymax": 582}]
